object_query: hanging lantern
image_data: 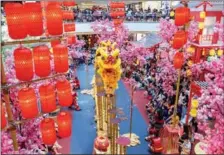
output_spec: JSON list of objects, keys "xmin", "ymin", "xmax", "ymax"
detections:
[
  {"xmin": 113, "ymin": 19, "xmax": 123, "ymax": 26},
  {"xmin": 56, "ymin": 80, "xmax": 73, "ymax": 106},
  {"xmin": 200, "ymin": 11, "xmax": 206, "ymax": 19},
  {"xmin": 217, "ymin": 49, "xmax": 223, "ymax": 56},
  {"xmin": 51, "ymin": 39, "xmax": 61, "ymax": 47},
  {"xmin": 53, "ymin": 44, "xmax": 69, "ymax": 73},
  {"xmin": 173, "ymin": 52, "xmax": 184, "ymax": 69},
  {"xmin": 46, "ymin": 4, "xmax": 63, "ymax": 35},
  {"xmin": 198, "ymin": 22, "xmax": 204, "ymax": 29},
  {"xmin": 63, "ymin": 1, "xmax": 76, "ymax": 6},
  {"xmin": 209, "ymin": 49, "xmax": 216, "ymax": 56},
  {"xmin": 67, "ymin": 36, "xmax": 76, "ymax": 45},
  {"xmin": 110, "ymin": 12, "xmax": 118, "ymax": 18},
  {"xmin": 57, "ymin": 112, "xmax": 72, "ymax": 137},
  {"xmin": 94, "ymin": 136, "xmax": 110, "ymax": 152},
  {"xmin": 190, "ymin": 108, "xmax": 197, "ymax": 117},
  {"xmin": 175, "ymin": 7, "xmax": 190, "ymax": 26},
  {"xmin": 14, "ymin": 47, "xmax": 34, "ymax": 81},
  {"xmin": 170, "ymin": 11, "xmax": 175, "ymax": 17},
  {"xmin": 24, "ymin": 2, "xmax": 43, "ymax": 36},
  {"xmin": 172, "ymin": 31, "xmax": 187, "ymax": 49},
  {"xmin": 1, "ymin": 105, "xmax": 7, "ymax": 129},
  {"xmin": 117, "ymin": 11, "xmax": 125, "ymax": 17},
  {"xmin": 110, "ymin": 2, "xmax": 125, "ymax": 8},
  {"xmin": 191, "ymin": 99, "xmax": 199, "ymax": 108},
  {"xmin": 40, "ymin": 118, "xmax": 57, "ymax": 145},
  {"xmin": 39, "ymin": 84, "xmax": 57, "ymax": 113},
  {"xmin": 18, "ymin": 88, "xmax": 38, "ymax": 119},
  {"xmin": 63, "ymin": 10, "xmax": 74, "ymax": 20},
  {"xmin": 4, "ymin": 3, "xmax": 27, "ymax": 39},
  {"xmin": 64, "ymin": 23, "xmax": 76, "ymax": 32},
  {"xmin": 33, "ymin": 45, "xmax": 51, "ymax": 77}
]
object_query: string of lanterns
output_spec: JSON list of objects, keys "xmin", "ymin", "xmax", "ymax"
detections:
[{"xmin": 109, "ymin": 2, "xmax": 125, "ymax": 26}]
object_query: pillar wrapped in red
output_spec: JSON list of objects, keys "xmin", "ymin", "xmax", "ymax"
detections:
[
  {"xmin": 46, "ymin": 4, "xmax": 63, "ymax": 35},
  {"xmin": 51, "ymin": 39, "xmax": 61, "ymax": 47},
  {"xmin": 40, "ymin": 118, "xmax": 57, "ymax": 145},
  {"xmin": 14, "ymin": 47, "xmax": 34, "ymax": 81},
  {"xmin": 63, "ymin": 1, "xmax": 76, "ymax": 6},
  {"xmin": 39, "ymin": 84, "xmax": 57, "ymax": 113},
  {"xmin": 67, "ymin": 36, "xmax": 76, "ymax": 45},
  {"xmin": 56, "ymin": 80, "xmax": 73, "ymax": 106},
  {"xmin": 173, "ymin": 52, "xmax": 184, "ymax": 69},
  {"xmin": 33, "ymin": 45, "xmax": 51, "ymax": 77},
  {"xmin": 1, "ymin": 105, "xmax": 7, "ymax": 129},
  {"xmin": 24, "ymin": 2, "xmax": 43, "ymax": 36},
  {"xmin": 63, "ymin": 10, "xmax": 74, "ymax": 20},
  {"xmin": 53, "ymin": 44, "xmax": 69, "ymax": 73},
  {"xmin": 57, "ymin": 112, "xmax": 72, "ymax": 137},
  {"xmin": 18, "ymin": 88, "xmax": 38, "ymax": 119},
  {"xmin": 4, "ymin": 3, "xmax": 27, "ymax": 39},
  {"xmin": 175, "ymin": 7, "xmax": 190, "ymax": 26},
  {"xmin": 172, "ymin": 31, "xmax": 187, "ymax": 49},
  {"xmin": 64, "ymin": 23, "xmax": 76, "ymax": 32},
  {"xmin": 110, "ymin": 2, "xmax": 125, "ymax": 8}
]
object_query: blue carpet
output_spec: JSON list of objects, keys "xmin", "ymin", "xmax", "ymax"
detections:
[
  {"xmin": 70, "ymin": 64, "xmax": 96, "ymax": 154},
  {"xmin": 116, "ymin": 81, "xmax": 149, "ymax": 154}
]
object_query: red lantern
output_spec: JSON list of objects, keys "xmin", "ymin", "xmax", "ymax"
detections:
[
  {"xmin": 175, "ymin": 7, "xmax": 190, "ymax": 26},
  {"xmin": 94, "ymin": 136, "xmax": 110, "ymax": 152},
  {"xmin": 39, "ymin": 84, "xmax": 57, "ymax": 113},
  {"xmin": 53, "ymin": 44, "xmax": 69, "ymax": 73},
  {"xmin": 67, "ymin": 36, "xmax": 76, "ymax": 45},
  {"xmin": 110, "ymin": 2, "xmax": 125, "ymax": 8},
  {"xmin": 56, "ymin": 80, "xmax": 73, "ymax": 106},
  {"xmin": 40, "ymin": 118, "xmax": 57, "ymax": 145},
  {"xmin": 63, "ymin": 1, "xmax": 76, "ymax": 6},
  {"xmin": 24, "ymin": 2, "xmax": 43, "ymax": 36},
  {"xmin": 117, "ymin": 11, "xmax": 125, "ymax": 17},
  {"xmin": 63, "ymin": 10, "xmax": 74, "ymax": 20},
  {"xmin": 114, "ymin": 19, "xmax": 123, "ymax": 26},
  {"xmin": 41, "ymin": 1, "xmax": 62, "ymax": 8},
  {"xmin": 57, "ymin": 112, "xmax": 72, "ymax": 138},
  {"xmin": 110, "ymin": 12, "xmax": 117, "ymax": 18},
  {"xmin": 33, "ymin": 45, "xmax": 51, "ymax": 77},
  {"xmin": 18, "ymin": 88, "xmax": 38, "ymax": 119},
  {"xmin": 64, "ymin": 23, "xmax": 76, "ymax": 32},
  {"xmin": 46, "ymin": 4, "xmax": 63, "ymax": 35},
  {"xmin": 14, "ymin": 47, "xmax": 34, "ymax": 81},
  {"xmin": 1, "ymin": 105, "xmax": 7, "ymax": 129},
  {"xmin": 4, "ymin": 3, "xmax": 27, "ymax": 39},
  {"xmin": 51, "ymin": 39, "xmax": 61, "ymax": 47},
  {"xmin": 172, "ymin": 31, "xmax": 187, "ymax": 49},
  {"xmin": 173, "ymin": 52, "xmax": 184, "ymax": 69}
]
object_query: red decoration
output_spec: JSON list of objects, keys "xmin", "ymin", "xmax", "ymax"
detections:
[
  {"xmin": 1, "ymin": 105, "xmax": 7, "ymax": 129},
  {"xmin": 56, "ymin": 80, "xmax": 73, "ymax": 106},
  {"xmin": 113, "ymin": 19, "xmax": 123, "ymax": 26},
  {"xmin": 53, "ymin": 44, "xmax": 69, "ymax": 73},
  {"xmin": 63, "ymin": 1, "xmax": 76, "ymax": 6},
  {"xmin": 39, "ymin": 84, "xmax": 57, "ymax": 113},
  {"xmin": 173, "ymin": 52, "xmax": 184, "ymax": 69},
  {"xmin": 175, "ymin": 7, "xmax": 190, "ymax": 26},
  {"xmin": 24, "ymin": 2, "xmax": 43, "ymax": 36},
  {"xmin": 94, "ymin": 136, "xmax": 110, "ymax": 152},
  {"xmin": 4, "ymin": 3, "xmax": 27, "ymax": 39},
  {"xmin": 64, "ymin": 23, "xmax": 76, "ymax": 32},
  {"xmin": 191, "ymin": 82, "xmax": 201, "ymax": 96},
  {"xmin": 51, "ymin": 39, "xmax": 61, "ymax": 47},
  {"xmin": 14, "ymin": 47, "xmax": 34, "ymax": 81},
  {"xmin": 57, "ymin": 112, "xmax": 72, "ymax": 137},
  {"xmin": 172, "ymin": 31, "xmax": 187, "ymax": 49},
  {"xmin": 63, "ymin": 10, "xmax": 74, "ymax": 20},
  {"xmin": 40, "ymin": 118, "xmax": 57, "ymax": 145},
  {"xmin": 46, "ymin": 4, "xmax": 63, "ymax": 35},
  {"xmin": 110, "ymin": 2, "xmax": 125, "ymax": 8},
  {"xmin": 18, "ymin": 88, "xmax": 38, "ymax": 119},
  {"xmin": 33, "ymin": 45, "xmax": 51, "ymax": 77},
  {"xmin": 67, "ymin": 36, "xmax": 76, "ymax": 45}
]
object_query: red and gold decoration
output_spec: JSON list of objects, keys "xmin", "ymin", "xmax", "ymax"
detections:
[
  {"xmin": 40, "ymin": 118, "xmax": 57, "ymax": 145},
  {"xmin": 46, "ymin": 3, "xmax": 63, "ymax": 35},
  {"xmin": 173, "ymin": 52, "xmax": 184, "ymax": 69},
  {"xmin": 39, "ymin": 84, "xmax": 57, "ymax": 113},
  {"xmin": 53, "ymin": 44, "xmax": 69, "ymax": 73},
  {"xmin": 56, "ymin": 79, "xmax": 73, "ymax": 107},
  {"xmin": 94, "ymin": 136, "xmax": 110, "ymax": 154},
  {"xmin": 14, "ymin": 47, "xmax": 34, "ymax": 81},
  {"xmin": 172, "ymin": 31, "xmax": 187, "ymax": 49},
  {"xmin": 51, "ymin": 39, "xmax": 61, "ymax": 47},
  {"xmin": 63, "ymin": 10, "xmax": 74, "ymax": 20},
  {"xmin": 24, "ymin": 2, "xmax": 43, "ymax": 36},
  {"xmin": 4, "ymin": 3, "xmax": 27, "ymax": 39},
  {"xmin": 67, "ymin": 36, "xmax": 76, "ymax": 45},
  {"xmin": 175, "ymin": 7, "xmax": 190, "ymax": 26},
  {"xmin": 64, "ymin": 23, "xmax": 76, "ymax": 32},
  {"xmin": 1, "ymin": 105, "xmax": 7, "ymax": 129},
  {"xmin": 109, "ymin": 2, "xmax": 125, "ymax": 26},
  {"xmin": 18, "ymin": 87, "xmax": 38, "ymax": 119},
  {"xmin": 63, "ymin": 1, "xmax": 76, "ymax": 7},
  {"xmin": 57, "ymin": 112, "xmax": 72, "ymax": 138},
  {"xmin": 33, "ymin": 45, "xmax": 51, "ymax": 77},
  {"xmin": 109, "ymin": 2, "xmax": 125, "ymax": 8}
]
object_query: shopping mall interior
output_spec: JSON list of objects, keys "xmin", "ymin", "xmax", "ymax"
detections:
[{"xmin": 1, "ymin": 0, "xmax": 223, "ymax": 154}]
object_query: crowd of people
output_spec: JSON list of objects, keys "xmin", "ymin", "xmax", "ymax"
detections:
[
  {"xmin": 122, "ymin": 48, "xmax": 198, "ymax": 154},
  {"xmin": 72, "ymin": 5, "xmax": 170, "ymax": 23}
]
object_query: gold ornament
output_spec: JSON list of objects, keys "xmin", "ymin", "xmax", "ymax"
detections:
[
  {"xmin": 200, "ymin": 11, "xmax": 206, "ymax": 18},
  {"xmin": 209, "ymin": 49, "xmax": 216, "ymax": 56},
  {"xmin": 217, "ymin": 49, "xmax": 223, "ymax": 56},
  {"xmin": 198, "ymin": 22, "xmax": 204, "ymax": 29}
]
